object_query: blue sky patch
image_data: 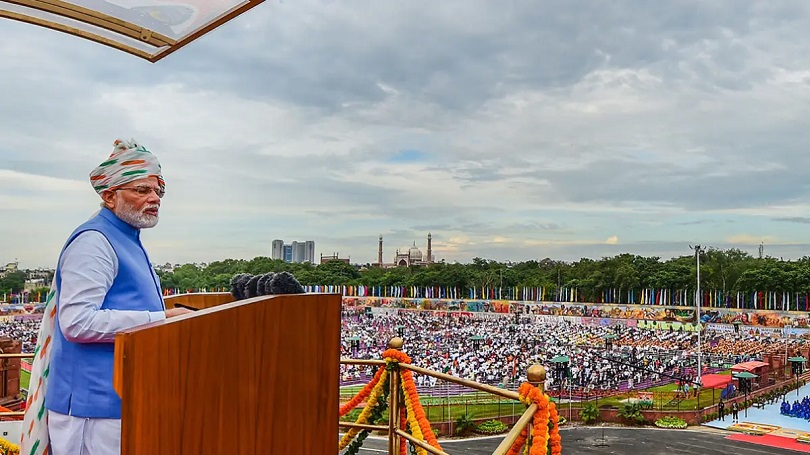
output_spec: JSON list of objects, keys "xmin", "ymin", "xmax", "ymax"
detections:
[{"xmin": 388, "ymin": 149, "xmax": 428, "ymax": 163}]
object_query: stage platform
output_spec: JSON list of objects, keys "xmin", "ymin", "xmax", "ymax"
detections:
[{"xmin": 704, "ymin": 382, "xmax": 810, "ymax": 451}]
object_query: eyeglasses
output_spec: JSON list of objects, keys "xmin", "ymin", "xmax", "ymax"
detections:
[{"xmin": 115, "ymin": 186, "xmax": 165, "ymax": 198}]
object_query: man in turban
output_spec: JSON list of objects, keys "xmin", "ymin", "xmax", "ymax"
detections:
[{"xmin": 21, "ymin": 139, "xmax": 192, "ymax": 455}]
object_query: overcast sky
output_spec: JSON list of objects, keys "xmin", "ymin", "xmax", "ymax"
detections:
[{"xmin": 2, "ymin": 0, "xmax": 810, "ymax": 268}]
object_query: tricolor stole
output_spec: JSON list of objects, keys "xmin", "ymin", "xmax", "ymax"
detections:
[{"xmin": 20, "ymin": 278, "xmax": 57, "ymax": 455}]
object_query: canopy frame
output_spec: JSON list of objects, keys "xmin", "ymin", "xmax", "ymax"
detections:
[{"xmin": 0, "ymin": 0, "xmax": 264, "ymax": 62}]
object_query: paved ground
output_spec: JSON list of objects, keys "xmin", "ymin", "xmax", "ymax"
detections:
[{"xmin": 346, "ymin": 427, "xmax": 803, "ymax": 454}]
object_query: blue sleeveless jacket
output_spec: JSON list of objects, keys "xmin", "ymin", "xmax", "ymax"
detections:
[{"xmin": 45, "ymin": 208, "xmax": 164, "ymax": 419}]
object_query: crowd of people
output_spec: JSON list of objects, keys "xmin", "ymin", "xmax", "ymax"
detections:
[
  {"xmin": 781, "ymin": 396, "xmax": 810, "ymax": 419},
  {"xmin": 0, "ymin": 305, "xmax": 802, "ymax": 400},
  {"xmin": 340, "ymin": 308, "xmax": 806, "ymax": 397},
  {"xmin": 0, "ymin": 318, "xmax": 41, "ymax": 353}
]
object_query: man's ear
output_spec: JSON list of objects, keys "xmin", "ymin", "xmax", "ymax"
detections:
[{"xmin": 100, "ymin": 190, "xmax": 116, "ymax": 210}]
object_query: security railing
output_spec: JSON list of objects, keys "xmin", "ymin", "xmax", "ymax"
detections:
[{"xmin": 339, "ymin": 338, "xmax": 561, "ymax": 455}]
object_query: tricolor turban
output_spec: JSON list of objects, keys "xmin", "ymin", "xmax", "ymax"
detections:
[{"xmin": 89, "ymin": 139, "xmax": 164, "ymax": 195}]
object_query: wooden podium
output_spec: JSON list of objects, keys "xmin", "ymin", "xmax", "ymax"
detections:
[{"xmin": 113, "ymin": 293, "xmax": 341, "ymax": 454}]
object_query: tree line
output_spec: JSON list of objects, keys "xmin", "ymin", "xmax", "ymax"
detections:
[
  {"xmin": 7, "ymin": 248, "xmax": 810, "ymax": 306},
  {"xmin": 156, "ymin": 249, "xmax": 810, "ymax": 303}
]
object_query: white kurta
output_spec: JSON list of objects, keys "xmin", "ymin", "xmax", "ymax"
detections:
[{"xmin": 44, "ymin": 231, "xmax": 165, "ymax": 454}]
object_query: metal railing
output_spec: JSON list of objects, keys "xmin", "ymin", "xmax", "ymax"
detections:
[{"xmin": 339, "ymin": 338, "xmax": 546, "ymax": 455}]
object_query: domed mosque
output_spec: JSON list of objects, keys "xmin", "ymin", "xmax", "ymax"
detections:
[{"xmin": 373, "ymin": 233, "xmax": 435, "ymax": 268}]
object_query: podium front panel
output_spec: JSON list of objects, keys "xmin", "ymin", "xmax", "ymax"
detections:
[{"xmin": 114, "ymin": 293, "xmax": 341, "ymax": 454}]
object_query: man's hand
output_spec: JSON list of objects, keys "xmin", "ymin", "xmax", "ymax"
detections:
[{"xmin": 165, "ymin": 308, "xmax": 194, "ymax": 318}]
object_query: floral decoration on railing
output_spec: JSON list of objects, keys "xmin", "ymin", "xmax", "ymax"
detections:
[
  {"xmin": 506, "ymin": 383, "xmax": 562, "ymax": 455},
  {"xmin": 384, "ymin": 349, "xmax": 443, "ymax": 453},
  {"xmin": 338, "ymin": 348, "xmax": 443, "ymax": 455},
  {"xmin": 0, "ymin": 437, "xmax": 20, "ymax": 455}
]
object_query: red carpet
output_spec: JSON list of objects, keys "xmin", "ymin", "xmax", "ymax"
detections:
[{"xmin": 727, "ymin": 433, "xmax": 810, "ymax": 453}]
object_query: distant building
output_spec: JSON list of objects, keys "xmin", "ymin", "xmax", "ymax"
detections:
[
  {"xmin": 274, "ymin": 239, "xmax": 315, "ymax": 263},
  {"xmin": 373, "ymin": 233, "xmax": 435, "ymax": 268},
  {"xmin": 26, "ymin": 268, "xmax": 53, "ymax": 280},
  {"xmin": 320, "ymin": 253, "xmax": 350, "ymax": 264},
  {"xmin": 271, "ymin": 239, "xmax": 284, "ymax": 260},
  {"xmin": 154, "ymin": 262, "xmax": 183, "ymax": 273},
  {"xmin": 24, "ymin": 278, "xmax": 46, "ymax": 291},
  {"xmin": 0, "ymin": 261, "xmax": 18, "ymax": 278},
  {"xmin": 292, "ymin": 241, "xmax": 306, "ymax": 263}
]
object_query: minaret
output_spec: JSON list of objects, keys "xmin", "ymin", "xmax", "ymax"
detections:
[
  {"xmin": 427, "ymin": 232, "xmax": 432, "ymax": 263},
  {"xmin": 378, "ymin": 235, "xmax": 384, "ymax": 266}
]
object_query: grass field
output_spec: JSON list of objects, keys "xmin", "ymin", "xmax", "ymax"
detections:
[
  {"xmin": 589, "ymin": 383, "xmax": 721, "ymax": 410},
  {"xmin": 340, "ymin": 399, "xmax": 524, "ymax": 423},
  {"xmin": 422, "ymin": 399, "xmax": 523, "ymax": 421},
  {"xmin": 340, "ymin": 374, "xmax": 726, "ymax": 422},
  {"xmin": 340, "ymin": 385, "xmax": 524, "ymax": 421},
  {"xmin": 21, "ymin": 370, "xmax": 30, "ymax": 391}
]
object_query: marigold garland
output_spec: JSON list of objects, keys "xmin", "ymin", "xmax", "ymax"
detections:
[
  {"xmin": 0, "ymin": 437, "xmax": 19, "ymax": 455},
  {"xmin": 382, "ymin": 348, "xmax": 412, "ymax": 365},
  {"xmin": 341, "ymin": 348, "xmax": 451, "ymax": 454},
  {"xmin": 399, "ymin": 406, "xmax": 408, "ymax": 455},
  {"xmin": 401, "ymin": 370, "xmax": 438, "ymax": 450},
  {"xmin": 530, "ymin": 404, "xmax": 549, "ymax": 455},
  {"xmin": 343, "ymin": 382, "xmax": 390, "ymax": 455},
  {"xmin": 338, "ymin": 354, "xmax": 563, "ymax": 455},
  {"xmin": 338, "ymin": 369, "xmax": 389, "ymax": 451},
  {"xmin": 383, "ymin": 349, "xmax": 443, "ymax": 452},
  {"xmin": 547, "ymin": 400, "xmax": 562, "ymax": 455},
  {"xmin": 505, "ymin": 425, "xmax": 529, "ymax": 455},
  {"xmin": 505, "ymin": 382, "xmax": 561, "ymax": 455},
  {"xmin": 340, "ymin": 366, "xmax": 385, "ymax": 417},
  {"xmin": 400, "ymin": 380, "xmax": 428, "ymax": 455}
]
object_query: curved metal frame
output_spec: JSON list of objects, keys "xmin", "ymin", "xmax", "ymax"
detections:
[{"xmin": 0, "ymin": 0, "xmax": 264, "ymax": 62}]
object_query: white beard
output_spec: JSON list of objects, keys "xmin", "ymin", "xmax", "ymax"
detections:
[{"xmin": 115, "ymin": 196, "xmax": 159, "ymax": 229}]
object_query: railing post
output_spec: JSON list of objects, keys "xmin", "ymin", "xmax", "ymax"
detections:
[
  {"xmin": 492, "ymin": 364, "xmax": 545, "ymax": 455},
  {"xmin": 388, "ymin": 337, "xmax": 403, "ymax": 455},
  {"xmin": 528, "ymin": 364, "xmax": 546, "ymax": 393},
  {"xmin": 527, "ymin": 364, "xmax": 545, "ymax": 448}
]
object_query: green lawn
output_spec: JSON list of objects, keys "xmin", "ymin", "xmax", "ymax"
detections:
[
  {"xmin": 340, "ymin": 385, "xmax": 363, "ymax": 395},
  {"xmin": 571, "ymin": 382, "xmax": 723, "ymax": 411},
  {"xmin": 20, "ymin": 370, "xmax": 30, "ymax": 391},
  {"xmin": 340, "ymin": 399, "xmax": 526, "ymax": 423},
  {"xmin": 341, "ymin": 386, "xmax": 524, "ymax": 422},
  {"xmin": 422, "ymin": 400, "xmax": 523, "ymax": 422},
  {"xmin": 646, "ymin": 383, "xmax": 723, "ymax": 409},
  {"xmin": 340, "ymin": 387, "xmax": 723, "ymax": 423},
  {"xmin": 340, "ymin": 372, "xmax": 731, "ymax": 423}
]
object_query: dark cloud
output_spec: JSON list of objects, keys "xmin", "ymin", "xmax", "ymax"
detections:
[{"xmin": 140, "ymin": 1, "xmax": 784, "ymax": 110}]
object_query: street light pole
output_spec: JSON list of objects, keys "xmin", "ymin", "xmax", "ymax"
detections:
[
  {"xmin": 745, "ymin": 382, "xmax": 749, "ymax": 418},
  {"xmin": 691, "ymin": 245, "xmax": 703, "ymax": 387},
  {"xmin": 499, "ymin": 269, "xmax": 503, "ymax": 299},
  {"xmin": 569, "ymin": 376, "xmax": 573, "ymax": 423},
  {"xmin": 786, "ymin": 325, "xmax": 791, "ymax": 381}
]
